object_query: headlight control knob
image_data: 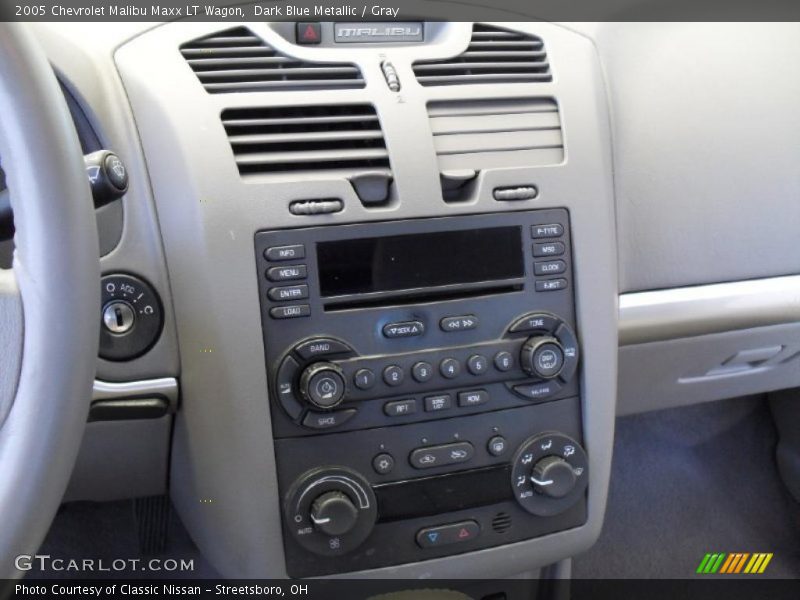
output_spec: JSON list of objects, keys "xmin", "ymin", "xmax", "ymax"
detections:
[
  {"xmin": 520, "ymin": 336, "xmax": 565, "ymax": 379},
  {"xmin": 298, "ymin": 362, "xmax": 347, "ymax": 409}
]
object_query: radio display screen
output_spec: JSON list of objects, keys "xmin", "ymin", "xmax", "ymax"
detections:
[{"xmin": 317, "ymin": 226, "xmax": 523, "ymax": 297}]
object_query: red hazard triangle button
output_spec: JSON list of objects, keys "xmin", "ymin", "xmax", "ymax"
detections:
[{"xmin": 296, "ymin": 22, "xmax": 321, "ymax": 45}]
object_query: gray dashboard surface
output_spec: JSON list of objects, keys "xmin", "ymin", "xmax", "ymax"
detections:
[{"xmin": 586, "ymin": 22, "xmax": 800, "ymax": 293}]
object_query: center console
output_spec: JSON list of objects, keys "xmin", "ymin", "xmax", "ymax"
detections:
[
  {"xmin": 256, "ymin": 210, "xmax": 587, "ymax": 576},
  {"xmin": 116, "ymin": 20, "xmax": 617, "ymax": 580}
]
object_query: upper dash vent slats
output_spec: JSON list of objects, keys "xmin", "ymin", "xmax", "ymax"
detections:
[
  {"xmin": 413, "ymin": 24, "xmax": 551, "ymax": 86},
  {"xmin": 180, "ymin": 27, "xmax": 364, "ymax": 93}
]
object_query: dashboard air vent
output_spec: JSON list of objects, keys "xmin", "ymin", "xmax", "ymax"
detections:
[
  {"xmin": 222, "ymin": 104, "xmax": 390, "ymax": 178},
  {"xmin": 412, "ymin": 24, "xmax": 551, "ymax": 86},
  {"xmin": 427, "ymin": 97, "xmax": 564, "ymax": 172},
  {"xmin": 180, "ymin": 27, "xmax": 364, "ymax": 93}
]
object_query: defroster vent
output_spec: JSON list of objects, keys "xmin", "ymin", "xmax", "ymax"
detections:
[
  {"xmin": 222, "ymin": 105, "xmax": 391, "ymax": 179},
  {"xmin": 413, "ymin": 24, "xmax": 551, "ymax": 86},
  {"xmin": 180, "ymin": 27, "xmax": 364, "ymax": 93}
]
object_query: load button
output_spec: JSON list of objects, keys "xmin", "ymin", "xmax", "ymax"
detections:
[{"xmin": 416, "ymin": 521, "xmax": 480, "ymax": 548}]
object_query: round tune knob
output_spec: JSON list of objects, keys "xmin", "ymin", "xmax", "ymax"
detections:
[
  {"xmin": 310, "ymin": 491, "xmax": 359, "ymax": 536},
  {"xmin": 531, "ymin": 456, "xmax": 576, "ymax": 498},
  {"xmin": 298, "ymin": 362, "xmax": 347, "ymax": 409},
  {"xmin": 520, "ymin": 336, "xmax": 565, "ymax": 379}
]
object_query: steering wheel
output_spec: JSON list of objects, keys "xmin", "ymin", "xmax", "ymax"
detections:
[{"xmin": 0, "ymin": 24, "xmax": 100, "ymax": 577}]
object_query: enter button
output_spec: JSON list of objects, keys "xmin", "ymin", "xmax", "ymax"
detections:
[{"xmin": 416, "ymin": 521, "xmax": 480, "ymax": 548}]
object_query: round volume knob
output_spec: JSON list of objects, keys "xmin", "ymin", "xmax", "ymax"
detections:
[
  {"xmin": 310, "ymin": 491, "xmax": 359, "ymax": 536},
  {"xmin": 531, "ymin": 456, "xmax": 576, "ymax": 498},
  {"xmin": 298, "ymin": 362, "xmax": 346, "ymax": 409},
  {"xmin": 520, "ymin": 336, "xmax": 565, "ymax": 379}
]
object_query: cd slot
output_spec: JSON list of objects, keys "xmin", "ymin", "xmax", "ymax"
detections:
[{"xmin": 323, "ymin": 283, "xmax": 524, "ymax": 312}]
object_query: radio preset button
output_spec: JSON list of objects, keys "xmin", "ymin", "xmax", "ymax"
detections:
[
  {"xmin": 416, "ymin": 521, "xmax": 480, "ymax": 548},
  {"xmin": 410, "ymin": 442, "xmax": 474, "ymax": 470},
  {"xmin": 532, "ymin": 224, "xmax": 564, "ymax": 239},
  {"xmin": 494, "ymin": 351, "xmax": 514, "ymax": 372},
  {"xmin": 467, "ymin": 354, "xmax": 489, "ymax": 375},
  {"xmin": 439, "ymin": 358, "xmax": 461, "ymax": 379},
  {"xmin": 265, "ymin": 244, "xmax": 305, "ymax": 261},
  {"xmin": 535, "ymin": 279, "xmax": 568, "ymax": 292},
  {"xmin": 440, "ymin": 315, "xmax": 478, "ymax": 332},
  {"xmin": 533, "ymin": 242, "xmax": 565, "ymax": 257},
  {"xmin": 266, "ymin": 264, "xmax": 307, "ymax": 282},
  {"xmin": 534, "ymin": 260, "xmax": 567, "ymax": 276},
  {"xmin": 458, "ymin": 390, "xmax": 488, "ymax": 407},
  {"xmin": 384, "ymin": 399, "xmax": 417, "ymax": 417},
  {"xmin": 302, "ymin": 409, "xmax": 357, "ymax": 430},
  {"xmin": 424, "ymin": 394, "xmax": 452, "ymax": 412},
  {"xmin": 270, "ymin": 304, "xmax": 310, "ymax": 319},
  {"xmin": 412, "ymin": 361, "xmax": 434, "ymax": 383},
  {"xmin": 268, "ymin": 284, "xmax": 309, "ymax": 302},
  {"xmin": 294, "ymin": 337, "xmax": 352, "ymax": 360},
  {"xmin": 353, "ymin": 368, "xmax": 376, "ymax": 390},
  {"xmin": 383, "ymin": 321, "xmax": 425, "ymax": 338},
  {"xmin": 383, "ymin": 365, "xmax": 405, "ymax": 386},
  {"xmin": 372, "ymin": 453, "xmax": 395, "ymax": 475}
]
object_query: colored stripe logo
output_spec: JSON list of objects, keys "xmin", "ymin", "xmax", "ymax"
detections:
[{"xmin": 696, "ymin": 552, "xmax": 773, "ymax": 574}]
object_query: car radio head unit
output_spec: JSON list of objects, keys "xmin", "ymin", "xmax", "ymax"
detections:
[{"xmin": 254, "ymin": 209, "xmax": 586, "ymax": 577}]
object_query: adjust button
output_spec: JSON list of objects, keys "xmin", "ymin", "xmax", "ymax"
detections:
[
  {"xmin": 513, "ymin": 380, "xmax": 562, "ymax": 401},
  {"xmin": 535, "ymin": 279, "xmax": 568, "ymax": 292},
  {"xmin": 410, "ymin": 442, "xmax": 474, "ymax": 470},
  {"xmin": 302, "ymin": 409, "xmax": 357, "ymax": 430},
  {"xmin": 534, "ymin": 260, "xmax": 567, "ymax": 276},
  {"xmin": 383, "ymin": 321, "xmax": 425, "ymax": 339},
  {"xmin": 533, "ymin": 241, "xmax": 565, "ymax": 257},
  {"xmin": 265, "ymin": 244, "xmax": 305, "ymax": 262},
  {"xmin": 416, "ymin": 521, "xmax": 480, "ymax": 548},
  {"xmin": 270, "ymin": 304, "xmax": 310, "ymax": 319},
  {"xmin": 266, "ymin": 265, "xmax": 307, "ymax": 282},
  {"xmin": 440, "ymin": 315, "xmax": 478, "ymax": 333},
  {"xmin": 294, "ymin": 337, "xmax": 352, "ymax": 360},
  {"xmin": 268, "ymin": 284, "xmax": 309, "ymax": 302},
  {"xmin": 458, "ymin": 390, "xmax": 489, "ymax": 407},
  {"xmin": 384, "ymin": 399, "xmax": 416, "ymax": 417},
  {"xmin": 532, "ymin": 224, "xmax": 564, "ymax": 239}
]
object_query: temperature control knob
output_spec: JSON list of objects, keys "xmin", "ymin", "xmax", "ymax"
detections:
[
  {"xmin": 310, "ymin": 491, "xmax": 359, "ymax": 536},
  {"xmin": 298, "ymin": 362, "xmax": 347, "ymax": 409},
  {"xmin": 511, "ymin": 432, "xmax": 588, "ymax": 516},
  {"xmin": 520, "ymin": 336, "xmax": 565, "ymax": 379},
  {"xmin": 531, "ymin": 456, "xmax": 576, "ymax": 498}
]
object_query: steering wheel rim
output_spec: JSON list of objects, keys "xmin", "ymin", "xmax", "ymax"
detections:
[{"xmin": 0, "ymin": 23, "xmax": 100, "ymax": 577}]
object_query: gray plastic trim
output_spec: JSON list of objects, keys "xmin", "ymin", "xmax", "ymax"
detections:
[
  {"xmin": 619, "ymin": 275, "xmax": 800, "ymax": 346},
  {"xmin": 92, "ymin": 377, "xmax": 179, "ymax": 412}
]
